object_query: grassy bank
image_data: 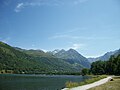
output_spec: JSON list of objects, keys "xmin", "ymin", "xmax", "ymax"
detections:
[
  {"xmin": 88, "ymin": 76, "xmax": 120, "ymax": 90},
  {"xmin": 65, "ymin": 75, "xmax": 107, "ymax": 88}
]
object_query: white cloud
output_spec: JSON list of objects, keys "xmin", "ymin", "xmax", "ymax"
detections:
[
  {"xmin": 14, "ymin": 3, "xmax": 24, "ymax": 12},
  {"xmin": 85, "ymin": 55, "xmax": 100, "ymax": 58},
  {"xmin": 61, "ymin": 27, "xmax": 86, "ymax": 35},
  {"xmin": 74, "ymin": 0, "xmax": 89, "ymax": 5},
  {"xmin": 49, "ymin": 34, "xmax": 112, "ymax": 40},
  {"xmin": 49, "ymin": 35, "xmax": 72, "ymax": 39},
  {"xmin": 69, "ymin": 43, "xmax": 84, "ymax": 50},
  {"xmin": 17, "ymin": 3, "xmax": 24, "ymax": 8},
  {"xmin": 49, "ymin": 27, "xmax": 87, "ymax": 39},
  {"xmin": 14, "ymin": 2, "xmax": 42, "ymax": 12},
  {"xmin": 14, "ymin": 0, "xmax": 64, "ymax": 12},
  {"xmin": 49, "ymin": 35, "xmax": 86, "ymax": 40},
  {"xmin": 14, "ymin": 0, "xmax": 89, "ymax": 12}
]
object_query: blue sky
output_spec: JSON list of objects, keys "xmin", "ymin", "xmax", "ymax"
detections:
[{"xmin": 0, "ymin": 0, "xmax": 120, "ymax": 57}]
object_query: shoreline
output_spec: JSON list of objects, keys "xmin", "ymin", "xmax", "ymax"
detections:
[
  {"xmin": 62, "ymin": 76, "xmax": 112, "ymax": 90},
  {"xmin": 0, "ymin": 73, "xmax": 82, "ymax": 76}
]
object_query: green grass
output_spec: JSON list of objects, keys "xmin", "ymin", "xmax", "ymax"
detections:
[
  {"xmin": 88, "ymin": 76, "xmax": 120, "ymax": 90},
  {"xmin": 65, "ymin": 75, "xmax": 107, "ymax": 88}
]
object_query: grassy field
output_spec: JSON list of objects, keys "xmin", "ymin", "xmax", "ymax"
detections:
[
  {"xmin": 88, "ymin": 76, "xmax": 120, "ymax": 90},
  {"xmin": 65, "ymin": 75, "xmax": 107, "ymax": 88}
]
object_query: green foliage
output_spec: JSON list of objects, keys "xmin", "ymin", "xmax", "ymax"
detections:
[
  {"xmin": 81, "ymin": 68, "xmax": 90, "ymax": 76},
  {"xmin": 65, "ymin": 75, "xmax": 107, "ymax": 88},
  {"xmin": 65, "ymin": 81, "xmax": 79, "ymax": 88},
  {"xmin": 91, "ymin": 61, "xmax": 106, "ymax": 75},
  {"xmin": 89, "ymin": 76, "xmax": 120, "ymax": 90},
  {"xmin": 90, "ymin": 54, "xmax": 120, "ymax": 75}
]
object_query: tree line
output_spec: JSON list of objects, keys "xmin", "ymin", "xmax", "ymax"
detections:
[
  {"xmin": 90, "ymin": 54, "xmax": 120, "ymax": 75},
  {"xmin": 81, "ymin": 54, "xmax": 120, "ymax": 75}
]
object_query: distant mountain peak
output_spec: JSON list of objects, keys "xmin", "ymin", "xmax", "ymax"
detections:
[
  {"xmin": 68, "ymin": 48, "xmax": 76, "ymax": 52},
  {"xmin": 53, "ymin": 48, "xmax": 90, "ymax": 68},
  {"xmin": 68, "ymin": 48, "xmax": 75, "ymax": 50},
  {"xmin": 67, "ymin": 48, "xmax": 79, "ymax": 54},
  {"xmin": 51, "ymin": 49, "xmax": 60, "ymax": 55},
  {"xmin": 60, "ymin": 49, "xmax": 66, "ymax": 52},
  {"xmin": 88, "ymin": 48, "xmax": 120, "ymax": 63}
]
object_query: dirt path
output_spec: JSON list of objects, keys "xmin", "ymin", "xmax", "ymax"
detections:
[{"xmin": 62, "ymin": 76, "xmax": 112, "ymax": 90}]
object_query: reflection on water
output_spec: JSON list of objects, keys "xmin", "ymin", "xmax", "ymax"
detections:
[{"xmin": 0, "ymin": 74, "xmax": 90, "ymax": 90}]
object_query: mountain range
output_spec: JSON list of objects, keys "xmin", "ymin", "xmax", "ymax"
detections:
[
  {"xmin": 15, "ymin": 47, "xmax": 90, "ymax": 68},
  {"xmin": 49, "ymin": 49, "xmax": 90, "ymax": 68},
  {"xmin": 0, "ymin": 41, "xmax": 91, "ymax": 74},
  {"xmin": 0, "ymin": 41, "xmax": 120, "ymax": 74},
  {"xmin": 0, "ymin": 42, "xmax": 80, "ymax": 74},
  {"xmin": 88, "ymin": 49, "xmax": 120, "ymax": 63}
]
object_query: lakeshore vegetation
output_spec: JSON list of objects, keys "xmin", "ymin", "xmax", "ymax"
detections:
[
  {"xmin": 65, "ymin": 54, "xmax": 120, "ymax": 88},
  {"xmin": 65, "ymin": 75, "xmax": 107, "ymax": 88},
  {"xmin": 88, "ymin": 76, "xmax": 120, "ymax": 90},
  {"xmin": 91, "ymin": 54, "xmax": 120, "ymax": 75}
]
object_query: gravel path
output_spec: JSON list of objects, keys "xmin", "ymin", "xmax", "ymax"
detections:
[{"xmin": 62, "ymin": 76, "xmax": 112, "ymax": 90}]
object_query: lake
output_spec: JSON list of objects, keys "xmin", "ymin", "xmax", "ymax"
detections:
[{"xmin": 0, "ymin": 74, "xmax": 90, "ymax": 90}]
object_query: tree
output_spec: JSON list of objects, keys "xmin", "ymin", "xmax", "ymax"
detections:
[
  {"xmin": 81, "ymin": 68, "xmax": 89, "ymax": 76},
  {"xmin": 90, "ymin": 60, "xmax": 106, "ymax": 75}
]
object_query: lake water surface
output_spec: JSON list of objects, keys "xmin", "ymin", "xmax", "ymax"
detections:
[{"xmin": 0, "ymin": 74, "xmax": 90, "ymax": 90}]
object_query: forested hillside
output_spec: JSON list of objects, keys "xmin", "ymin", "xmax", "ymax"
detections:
[
  {"xmin": 90, "ymin": 54, "xmax": 120, "ymax": 75},
  {"xmin": 0, "ymin": 42, "xmax": 79, "ymax": 74}
]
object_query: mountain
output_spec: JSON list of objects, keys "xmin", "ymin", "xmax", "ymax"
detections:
[
  {"xmin": 114, "ymin": 49, "xmax": 120, "ymax": 56},
  {"xmin": 0, "ymin": 41, "xmax": 79, "ymax": 74},
  {"xmin": 48, "ymin": 49, "xmax": 60, "ymax": 55},
  {"xmin": 87, "ymin": 58, "xmax": 96, "ymax": 63},
  {"xmin": 17, "ymin": 48, "xmax": 90, "ymax": 69},
  {"xmin": 88, "ymin": 49, "xmax": 120, "ymax": 63},
  {"xmin": 53, "ymin": 49, "xmax": 90, "ymax": 68},
  {"xmin": 14, "ymin": 47, "xmax": 55, "ymax": 58}
]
